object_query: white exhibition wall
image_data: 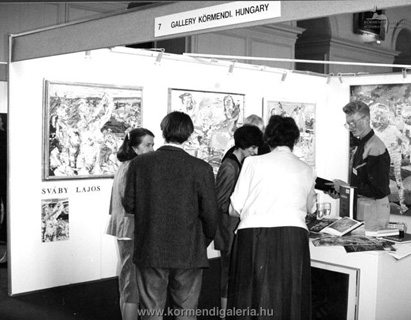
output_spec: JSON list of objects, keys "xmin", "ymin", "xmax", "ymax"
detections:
[{"xmin": 10, "ymin": 47, "xmax": 410, "ymax": 295}]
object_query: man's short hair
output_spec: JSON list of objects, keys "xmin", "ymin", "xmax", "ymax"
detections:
[
  {"xmin": 234, "ymin": 125, "xmax": 264, "ymax": 149},
  {"xmin": 343, "ymin": 101, "xmax": 370, "ymax": 118},
  {"xmin": 160, "ymin": 111, "xmax": 194, "ymax": 143}
]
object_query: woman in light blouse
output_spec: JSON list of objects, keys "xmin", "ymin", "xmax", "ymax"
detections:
[{"xmin": 227, "ymin": 115, "xmax": 316, "ymax": 320}]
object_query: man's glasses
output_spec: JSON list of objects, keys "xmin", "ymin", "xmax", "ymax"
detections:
[{"xmin": 344, "ymin": 116, "xmax": 365, "ymax": 129}]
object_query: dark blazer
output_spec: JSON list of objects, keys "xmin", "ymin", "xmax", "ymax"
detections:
[
  {"xmin": 214, "ymin": 154, "xmax": 241, "ymax": 251},
  {"xmin": 123, "ymin": 145, "xmax": 218, "ymax": 269}
]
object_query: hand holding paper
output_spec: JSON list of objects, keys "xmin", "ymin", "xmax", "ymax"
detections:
[
  {"xmin": 333, "ymin": 179, "xmax": 349, "ymax": 192},
  {"xmin": 325, "ymin": 179, "xmax": 350, "ymax": 199}
]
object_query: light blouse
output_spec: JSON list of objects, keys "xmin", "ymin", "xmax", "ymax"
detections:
[{"xmin": 230, "ymin": 146, "xmax": 316, "ymax": 231}]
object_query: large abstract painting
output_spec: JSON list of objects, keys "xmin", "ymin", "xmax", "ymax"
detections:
[
  {"xmin": 350, "ymin": 83, "xmax": 411, "ymax": 215},
  {"xmin": 43, "ymin": 81, "xmax": 143, "ymax": 180},
  {"xmin": 263, "ymin": 98, "xmax": 316, "ymax": 167},
  {"xmin": 168, "ymin": 89, "xmax": 245, "ymax": 174}
]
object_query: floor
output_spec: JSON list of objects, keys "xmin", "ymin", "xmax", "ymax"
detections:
[
  {"xmin": 0, "ymin": 241, "xmax": 347, "ymax": 320},
  {"xmin": 0, "ymin": 244, "xmax": 220, "ymax": 320}
]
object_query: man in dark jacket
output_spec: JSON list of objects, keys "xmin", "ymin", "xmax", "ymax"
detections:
[
  {"xmin": 123, "ymin": 111, "xmax": 218, "ymax": 319},
  {"xmin": 331, "ymin": 101, "xmax": 391, "ymax": 231}
]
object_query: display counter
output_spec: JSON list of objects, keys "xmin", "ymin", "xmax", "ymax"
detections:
[{"xmin": 310, "ymin": 242, "xmax": 411, "ymax": 320}]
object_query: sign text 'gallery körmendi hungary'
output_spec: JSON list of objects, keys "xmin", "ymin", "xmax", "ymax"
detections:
[{"xmin": 154, "ymin": 1, "xmax": 281, "ymax": 37}]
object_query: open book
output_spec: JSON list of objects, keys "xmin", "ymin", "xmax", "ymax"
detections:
[
  {"xmin": 307, "ymin": 218, "xmax": 337, "ymax": 233},
  {"xmin": 320, "ymin": 217, "xmax": 363, "ymax": 236}
]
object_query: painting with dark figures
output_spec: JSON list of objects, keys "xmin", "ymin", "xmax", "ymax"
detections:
[
  {"xmin": 168, "ymin": 88, "xmax": 245, "ymax": 175},
  {"xmin": 263, "ymin": 98, "xmax": 316, "ymax": 167},
  {"xmin": 43, "ymin": 81, "xmax": 143, "ymax": 180}
]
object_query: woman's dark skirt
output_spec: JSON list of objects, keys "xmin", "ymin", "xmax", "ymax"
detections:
[{"xmin": 227, "ymin": 227, "xmax": 311, "ymax": 320}]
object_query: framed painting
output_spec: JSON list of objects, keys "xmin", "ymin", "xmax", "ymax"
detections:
[
  {"xmin": 350, "ymin": 83, "xmax": 411, "ymax": 215},
  {"xmin": 43, "ymin": 80, "xmax": 143, "ymax": 180},
  {"xmin": 168, "ymin": 88, "xmax": 245, "ymax": 174},
  {"xmin": 41, "ymin": 198, "xmax": 69, "ymax": 242},
  {"xmin": 263, "ymin": 98, "xmax": 316, "ymax": 167}
]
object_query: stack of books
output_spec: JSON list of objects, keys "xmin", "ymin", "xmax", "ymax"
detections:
[
  {"xmin": 365, "ymin": 228, "xmax": 399, "ymax": 237},
  {"xmin": 381, "ymin": 233, "xmax": 411, "ymax": 244}
]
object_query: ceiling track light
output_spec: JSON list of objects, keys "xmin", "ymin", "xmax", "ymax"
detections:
[
  {"xmin": 84, "ymin": 50, "xmax": 91, "ymax": 59},
  {"xmin": 155, "ymin": 49, "xmax": 165, "ymax": 65},
  {"xmin": 403, "ymin": 68, "xmax": 409, "ymax": 79},
  {"xmin": 337, "ymin": 73, "xmax": 343, "ymax": 84},
  {"xmin": 326, "ymin": 73, "xmax": 334, "ymax": 84},
  {"xmin": 228, "ymin": 61, "xmax": 236, "ymax": 74}
]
